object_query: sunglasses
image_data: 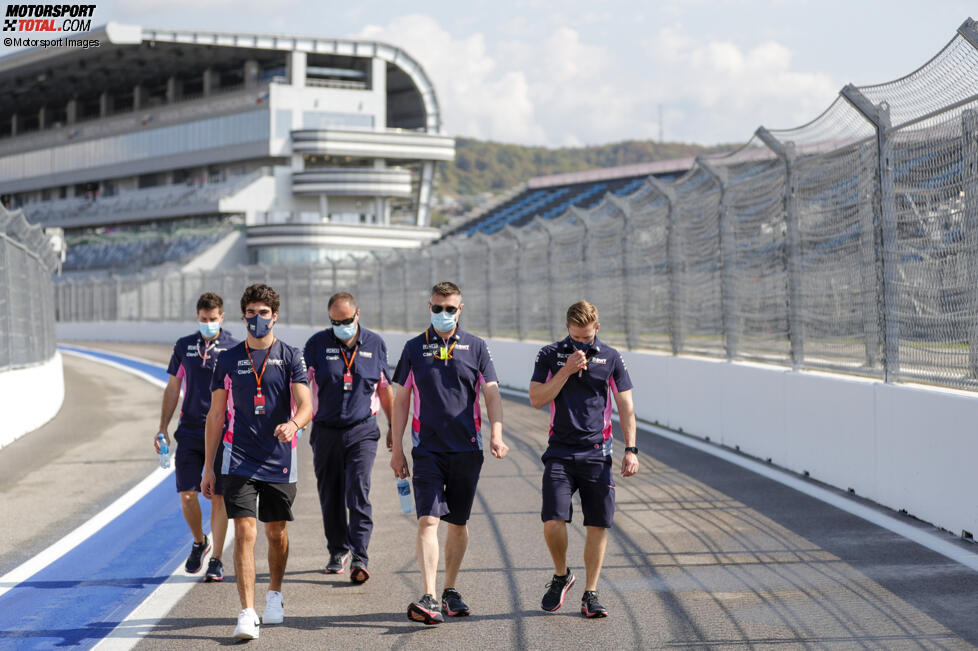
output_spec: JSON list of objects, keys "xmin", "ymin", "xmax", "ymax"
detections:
[
  {"xmin": 330, "ymin": 316, "xmax": 356, "ymax": 326},
  {"xmin": 429, "ymin": 304, "xmax": 459, "ymax": 314}
]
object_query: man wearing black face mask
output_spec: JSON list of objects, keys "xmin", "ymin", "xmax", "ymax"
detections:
[
  {"xmin": 528, "ymin": 300, "xmax": 639, "ymax": 619},
  {"xmin": 202, "ymin": 283, "xmax": 312, "ymax": 640}
]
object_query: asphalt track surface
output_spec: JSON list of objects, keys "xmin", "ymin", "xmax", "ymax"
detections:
[{"xmin": 6, "ymin": 342, "xmax": 978, "ymax": 649}]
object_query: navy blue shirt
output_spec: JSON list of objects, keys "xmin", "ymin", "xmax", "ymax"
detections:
[
  {"xmin": 211, "ymin": 339, "xmax": 308, "ymax": 483},
  {"xmin": 392, "ymin": 326, "xmax": 498, "ymax": 453},
  {"xmin": 167, "ymin": 329, "xmax": 239, "ymax": 430},
  {"xmin": 530, "ymin": 336, "xmax": 633, "ymax": 457},
  {"xmin": 303, "ymin": 326, "xmax": 392, "ymax": 429}
]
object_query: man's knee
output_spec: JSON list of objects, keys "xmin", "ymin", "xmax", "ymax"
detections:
[
  {"xmin": 234, "ymin": 517, "xmax": 258, "ymax": 542},
  {"xmin": 179, "ymin": 491, "xmax": 198, "ymax": 504},
  {"xmin": 418, "ymin": 515, "xmax": 440, "ymax": 530},
  {"xmin": 265, "ymin": 521, "xmax": 288, "ymax": 543}
]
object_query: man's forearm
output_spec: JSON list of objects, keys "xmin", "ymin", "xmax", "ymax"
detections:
[
  {"xmin": 203, "ymin": 412, "xmax": 223, "ymax": 468},
  {"xmin": 159, "ymin": 386, "xmax": 179, "ymax": 432},
  {"xmin": 380, "ymin": 387, "xmax": 395, "ymax": 426},
  {"xmin": 529, "ymin": 370, "xmax": 569, "ymax": 408}
]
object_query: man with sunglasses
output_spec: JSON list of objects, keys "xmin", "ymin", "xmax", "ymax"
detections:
[
  {"xmin": 529, "ymin": 300, "xmax": 638, "ymax": 619},
  {"xmin": 157, "ymin": 292, "xmax": 238, "ymax": 581},
  {"xmin": 390, "ymin": 281, "xmax": 509, "ymax": 625},
  {"xmin": 303, "ymin": 292, "xmax": 394, "ymax": 583},
  {"xmin": 201, "ymin": 283, "xmax": 312, "ymax": 640}
]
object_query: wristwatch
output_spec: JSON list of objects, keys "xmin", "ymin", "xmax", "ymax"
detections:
[{"xmin": 624, "ymin": 446, "xmax": 639, "ymax": 455}]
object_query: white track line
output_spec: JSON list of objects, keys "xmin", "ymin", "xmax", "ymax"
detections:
[
  {"xmin": 92, "ymin": 533, "xmax": 235, "ymax": 651},
  {"xmin": 498, "ymin": 386, "xmax": 978, "ymax": 573},
  {"xmin": 0, "ymin": 349, "xmax": 172, "ymax": 598}
]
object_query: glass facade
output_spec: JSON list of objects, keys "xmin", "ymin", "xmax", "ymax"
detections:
[{"xmin": 0, "ymin": 110, "xmax": 270, "ymax": 183}]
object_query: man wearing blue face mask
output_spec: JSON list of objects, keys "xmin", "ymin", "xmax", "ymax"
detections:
[
  {"xmin": 303, "ymin": 292, "xmax": 394, "ymax": 583},
  {"xmin": 157, "ymin": 292, "xmax": 238, "ymax": 581},
  {"xmin": 390, "ymin": 281, "xmax": 509, "ymax": 625}
]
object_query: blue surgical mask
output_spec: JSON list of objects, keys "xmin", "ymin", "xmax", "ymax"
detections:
[
  {"xmin": 571, "ymin": 339, "xmax": 592, "ymax": 351},
  {"xmin": 246, "ymin": 314, "xmax": 274, "ymax": 338},
  {"xmin": 333, "ymin": 322, "xmax": 358, "ymax": 341},
  {"xmin": 431, "ymin": 311, "xmax": 457, "ymax": 332},
  {"xmin": 198, "ymin": 321, "xmax": 221, "ymax": 338}
]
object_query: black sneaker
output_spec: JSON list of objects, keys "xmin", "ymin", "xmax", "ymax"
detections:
[
  {"xmin": 441, "ymin": 588, "xmax": 470, "ymax": 617},
  {"xmin": 204, "ymin": 557, "xmax": 224, "ymax": 582},
  {"xmin": 324, "ymin": 551, "xmax": 349, "ymax": 574},
  {"xmin": 541, "ymin": 569, "xmax": 576, "ymax": 612},
  {"xmin": 407, "ymin": 593, "xmax": 444, "ymax": 625},
  {"xmin": 581, "ymin": 590, "xmax": 609, "ymax": 618},
  {"xmin": 350, "ymin": 556, "xmax": 370, "ymax": 584},
  {"xmin": 184, "ymin": 535, "xmax": 210, "ymax": 574}
]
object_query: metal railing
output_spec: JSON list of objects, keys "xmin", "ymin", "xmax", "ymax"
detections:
[
  {"xmin": 53, "ymin": 18, "xmax": 978, "ymax": 390},
  {"xmin": 0, "ymin": 205, "xmax": 58, "ymax": 371}
]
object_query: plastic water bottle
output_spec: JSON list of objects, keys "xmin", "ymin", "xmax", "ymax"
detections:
[
  {"xmin": 396, "ymin": 477, "xmax": 412, "ymax": 514},
  {"xmin": 157, "ymin": 433, "xmax": 171, "ymax": 469}
]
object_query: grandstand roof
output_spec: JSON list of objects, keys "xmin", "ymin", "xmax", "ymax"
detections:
[
  {"xmin": 0, "ymin": 22, "xmax": 442, "ymax": 132},
  {"xmin": 527, "ymin": 157, "xmax": 695, "ymax": 189}
]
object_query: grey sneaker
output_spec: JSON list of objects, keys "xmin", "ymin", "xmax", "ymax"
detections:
[{"xmin": 324, "ymin": 551, "xmax": 349, "ymax": 574}]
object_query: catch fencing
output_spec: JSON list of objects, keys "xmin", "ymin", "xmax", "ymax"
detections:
[
  {"xmin": 53, "ymin": 18, "xmax": 978, "ymax": 390},
  {"xmin": 0, "ymin": 204, "xmax": 58, "ymax": 370}
]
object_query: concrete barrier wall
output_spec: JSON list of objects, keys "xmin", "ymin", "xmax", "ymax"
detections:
[
  {"xmin": 56, "ymin": 320, "xmax": 978, "ymax": 537},
  {"xmin": 0, "ymin": 352, "xmax": 64, "ymax": 450}
]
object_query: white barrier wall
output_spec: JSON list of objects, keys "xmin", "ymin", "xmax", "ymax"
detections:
[
  {"xmin": 57, "ymin": 321, "xmax": 978, "ymax": 537},
  {"xmin": 0, "ymin": 352, "xmax": 65, "ymax": 449}
]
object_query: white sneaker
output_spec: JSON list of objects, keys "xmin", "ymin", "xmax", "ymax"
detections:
[
  {"xmin": 263, "ymin": 590, "xmax": 284, "ymax": 624},
  {"xmin": 233, "ymin": 608, "xmax": 260, "ymax": 640}
]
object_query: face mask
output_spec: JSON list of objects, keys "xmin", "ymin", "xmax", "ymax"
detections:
[
  {"xmin": 246, "ymin": 314, "xmax": 274, "ymax": 338},
  {"xmin": 198, "ymin": 321, "xmax": 221, "ymax": 338},
  {"xmin": 333, "ymin": 321, "xmax": 357, "ymax": 341},
  {"xmin": 571, "ymin": 339, "xmax": 592, "ymax": 351},
  {"xmin": 431, "ymin": 311, "xmax": 457, "ymax": 332}
]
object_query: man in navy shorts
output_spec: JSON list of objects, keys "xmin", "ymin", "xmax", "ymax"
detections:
[
  {"xmin": 156, "ymin": 292, "xmax": 238, "ymax": 580},
  {"xmin": 304, "ymin": 291, "xmax": 394, "ymax": 582},
  {"xmin": 201, "ymin": 283, "xmax": 312, "ymax": 641},
  {"xmin": 529, "ymin": 300, "xmax": 639, "ymax": 618},
  {"xmin": 390, "ymin": 281, "xmax": 509, "ymax": 625}
]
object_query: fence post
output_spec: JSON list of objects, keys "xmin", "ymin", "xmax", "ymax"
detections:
[
  {"xmin": 372, "ymin": 251, "xmax": 385, "ymax": 331},
  {"xmin": 647, "ymin": 177, "xmax": 683, "ymax": 355},
  {"xmin": 568, "ymin": 207, "xmax": 591, "ymax": 301},
  {"xmin": 842, "ymin": 84, "xmax": 898, "ymax": 380},
  {"xmin": 475, "ymin": 233, "xmax": 494, "ymax": 338},
  {"xmin": 402, "ymin": 250, "xmax": 412, "ymax": 332},
  {"xmin": 757, "ymin": 127, "xmax": 804, "ymax": 370},
  {"xmin": 2, "ymin": 238, "xmax": 13, "ymax": 364},
  {"xmin": 697, "ymin": 157, "xmax": 737, "ymax": 361},
  {"xmin": 962, "ymin": 109, "xmax": 978, "ymax": 377},
  {"xmin": 606, "ymin": 193, "xmax": 635, "ymax": 350},
  {"xmin": 504, "ymin": 225, "xmax": 525, "ymax": 340},
  {"xmin": 532, "ymin": 217, "xmax": 560, "ymax": 342}
]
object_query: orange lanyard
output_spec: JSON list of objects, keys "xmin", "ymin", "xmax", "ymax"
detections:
[
  {"xmin": 425, "ymin": 329, "xmax": 457, "ymax": 361},
  {"xmin": 245, "ymin": 339, "xmax": 275, "ymax": 396},
  {"xmin": 340, "ymin": 345, "xmax": 358, "ymax": 375}
]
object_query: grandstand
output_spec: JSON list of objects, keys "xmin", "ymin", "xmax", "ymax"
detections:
[
  {"xmin": 447, "ymin": 158, "xmax": 692, "ymax": 237},
  {"xmin": 0, "ymin": 22, "xmax": 454, "ymax": 267}
]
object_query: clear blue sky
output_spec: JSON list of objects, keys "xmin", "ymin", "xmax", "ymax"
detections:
[{"xmin": 6, "ymin": 1, "xmax": 973, "ymax": 146}]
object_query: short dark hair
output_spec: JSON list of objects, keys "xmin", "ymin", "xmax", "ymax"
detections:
[
  {"xmin": 328, "ymin": 292, "xmax": 357, "ymax": 310},
  {"xmin": 196, "ymin": 292, "xmax": 223, "ymax": 313},
  {"xmin": 431, "ymin": 281, "xmax": 461, "ymax": 297},
  {"xmin": 240, "ymin": 283, "xmax": 280, "ymax": 315}
]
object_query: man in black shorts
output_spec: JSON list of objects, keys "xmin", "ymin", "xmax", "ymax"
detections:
[
  {"xmin": 202, "ymin": 283, "xmax": 312, "ymax": 640},
  {"xmin": 156, "ymin": 292, "xmax": 238, "ymax": 580},
  {"xmin": 529, "ymin": 300, "xmax": 639, "ymax": 618},
  {"xmin": 390, "ymin": 281, "xmax": 509, "ymax": 625}
]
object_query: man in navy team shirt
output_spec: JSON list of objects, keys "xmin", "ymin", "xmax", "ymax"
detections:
[
  {"xmin": 303, "ymin": 291, "xmax": 394, "ymax": 583},
  {"xmin": 156, "ymin": 292, "xmax": 238, "ymax": 581},
  {"xmin": 529, "ymin": 300, "xmax": 639, "ymax": 619},
  {"xmin": 390, "ymin": 281, "xmax": 509, "ymax": 625},
  {"xmin": 201, "ymin": 283, "xmax": 312, "ymax": 641}
]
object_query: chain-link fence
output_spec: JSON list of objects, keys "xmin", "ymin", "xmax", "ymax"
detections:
[
  {"xmin": 0, "ymin": 205, "xmax": 58, "ymax": 371},
  {"xmin": 53, "ymin": 18, "xmax": 978, "ymax": 390}
]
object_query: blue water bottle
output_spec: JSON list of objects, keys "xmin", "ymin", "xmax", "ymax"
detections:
[
  {"xmin": 157, "ymin": 433, "xmax": 171, "ymax": 469},
  {"xmin": 396, "ymin": 477, "xmax": 412, "ymax": 514}
]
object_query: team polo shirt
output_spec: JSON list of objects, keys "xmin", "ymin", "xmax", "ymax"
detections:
[
  {"xmin": 166, "ymin": 329, "xmax": 239, "ymax": 430},
  {"xmin": 392, "ymin": 325, "xmax": 498, "ymax": 453},
  {"xmin": 303, "ymin": 326, "xmax": 392, "ymax": 428},
  {"xmin": 211, "ymin": 339, "xmax": 308, "ymax": 483},
  {"xmin": 530, "ymin": 336, "xmax": 633, "ymax": 457}
]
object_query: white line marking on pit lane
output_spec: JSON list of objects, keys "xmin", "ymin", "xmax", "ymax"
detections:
[
  {"xmin": 0, "ymin": 349, "xmax": 174, "ymax": 600},
  {"xmin": 92, "ymin": 533, "xmax": 235, "ymax": 651},
  {"xmin": 497, "ymin": 386, "xmax": 978, "ymax": 574}
]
